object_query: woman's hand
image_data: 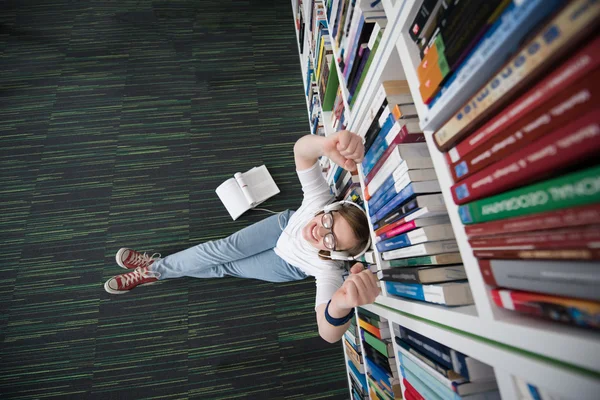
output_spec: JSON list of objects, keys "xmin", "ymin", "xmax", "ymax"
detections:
[
  {"xmin": 323, "ymin": 130, "xmax": 365, "ymax": 172},
  {"xmin": 329, "ymin": 263, "xmax": 381, "ymax": 315}
]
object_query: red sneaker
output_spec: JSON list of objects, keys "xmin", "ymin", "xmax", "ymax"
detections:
[
  {"xmin": 115, "ymin": 248, "xmax": 161, "ymax": 270},
  {"xmin": 104, "ymin": 266, "xmax": 161, "ymax": 294}
]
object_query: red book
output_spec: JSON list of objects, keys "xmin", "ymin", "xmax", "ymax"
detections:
[
  {"xmin": 450, "ymin": 109, "xmax": 600, "ymax": 205},
  {"xmin": 474, "ymin": 248, "xmax": 600, "ymax": 260},
  {"xmin": 403, "ymin": 378, "xmax": 425, "ymax": 400},
  {"xmin": 468, "ymin": 225, "xmax": 600, "ymax": 250},
  {"xmin": 464, "ymin": 204, "xmax": 600, "ymax": 238},
  {"xmin": 445, "ymin": 36, "xmax": 600, "ymax": 181},
  {"xmin": 491, "ymin": 289, "xmax": 600, "ymax": 330},
  {"xmin": 364, "ymin": 124, "xmax": 425, "ymax": 186}
]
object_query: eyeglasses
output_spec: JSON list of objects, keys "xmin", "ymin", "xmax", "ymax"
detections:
[{"xmin": 321, "ymin": 212, "xmax": 337, "ymax": 251}]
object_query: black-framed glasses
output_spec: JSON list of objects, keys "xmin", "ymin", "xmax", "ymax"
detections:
[{"xmin": 321, "ymin": 212, "xmax": 337, "ymax": 251}]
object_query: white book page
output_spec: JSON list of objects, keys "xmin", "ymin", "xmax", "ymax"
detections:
[
  {"xmin": 215, "ymin": 177, "xmax": 251, "ymax": 220},
  {"xmin": 242, "ymin": 165, "xmax": 280, "ymax": 206}
]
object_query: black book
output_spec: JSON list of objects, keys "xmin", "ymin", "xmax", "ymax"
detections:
[
  {"xmin": 363, "ymin": 100, "xmax": 388, "ymax": 152},
  {"xmin": 409, "ymin": 0, "xmax": 442, "ymax": 42}
]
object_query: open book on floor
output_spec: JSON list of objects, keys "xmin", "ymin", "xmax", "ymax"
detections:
[{"xmin": 216, "ymin": 165, "xmax": 280, "ymax": 220}]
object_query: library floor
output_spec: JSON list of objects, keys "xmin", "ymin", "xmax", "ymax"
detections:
[{"xmin": 0, "ymin": 1, "xmax": 349, "ymax": 398}]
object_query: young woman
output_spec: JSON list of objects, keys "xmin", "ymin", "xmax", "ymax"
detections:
[{"xmin": 104, "ymin": 130, "xmax": 380, "ymax": 343}]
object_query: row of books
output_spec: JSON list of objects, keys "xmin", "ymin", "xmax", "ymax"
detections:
[
  {"xmin": 413, "ymin": 0, "xmax": 600, "ymax": 329},
  {"xmin": 357, "ymin": 308, "xmax": 402, "ymax": 399},
  {"xmin": 357, "ymin": 80, "xmax": 473, "ymax": 306},
  {"xmin": 394, "ymin": 323, "xmax": 500, "ymax": 400},
  {"xmin": 344, "ymin": 313, "xmax": 368, "ymax": 399},
  {"xmin": 325, "ymin": 0, "xmax": 388, "ymax": 108}
]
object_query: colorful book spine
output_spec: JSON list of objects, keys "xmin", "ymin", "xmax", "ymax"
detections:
[
  {"xmin": 446, "ymin": 36, "xmax": 600, "ymax": 181},
  {"xmin": 350, "ymin": 28, "xmax": 383, "ymax": 107},
  {"xmin": 469, "ymin": 225, "xmax": 600, "ymax": 250},
  {"xmin": 381, "ymin": 265, "xmax": 466, "ymax": 284},
  {"xmin": 491, "ymin": 288, "xmax": 600, "ymax": 330},
  {"xmin": 421, "ymin": 0, "xmax": 563, "ymax": 132},
  {"xmin": 358, "ymin": 318, "xmax": 389, "ymax": 340},
  {"xmin": 464, "ymin": 203, "xmax": 600, "ymax": 238},
  {"xmin": 373, "ymin": 181, "xmax": 437, "ymax": 222},
  {"xmin": 377, "ymin": 224, "xmax": 455, "ymax": 252},
  {"xmin": 433, "ymin": 0, "xmax": 600, "ymax": 150},
  {"xmin": 363, "ymin": 330, "xmax": 393, "ymax": 357},
  {"xmin": 458, "ymin": 164, "xmax": 600, "ymax": 225},
  {"xmin": 401, "ymin": 366, "xmax": 444, "ymax": 400},
  {"xmin": 399, "ymin": 352, "xmax": 464, "ymax": 400},
  {"xmin": 377, "ymin": 216, "xmax": 449, "ymax": 242},
  {"xmin": 385, "ymin": 280, "xmax": 473, "ymax": 306},
  {"xmin": 480, "ymin": 259, "xmax": 600, "ymax": 301},
  {"xmin": 382, "ymin": 253, "xmax": 462, "ymax": 268},
  {"xmin": 474, "ymin": 248, "xmax": 600, "ymax": 260},
  {"xmin": 370, "ymin": 179, "xmax": 440, "ymax": 217},
  {"xmin": 451, "ymin": 110, "xmax": 600, "ymax": 205},
  {"xmin": 362, "ymin": 114, "xmax": 397, "ymax": 173},
  {"xmin": 403, "ymin": 378, "xmax": 425, "ymax": 400}
]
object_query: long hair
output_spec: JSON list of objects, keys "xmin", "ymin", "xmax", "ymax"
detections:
[{"xmin": 316, "ymin": 203, "xmax": 370, "ymax": 260}]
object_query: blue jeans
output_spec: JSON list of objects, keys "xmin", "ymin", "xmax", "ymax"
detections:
[{"xmin": 151, "ymin": 210, "xmax": 308, "ymax": 282}]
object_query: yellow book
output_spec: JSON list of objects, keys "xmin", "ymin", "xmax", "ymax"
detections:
[{"xmin": 316, "ymin": 36, "xmax": 326, "ymax": 81}]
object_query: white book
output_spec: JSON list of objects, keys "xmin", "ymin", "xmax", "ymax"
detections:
[
  {"xmin": 216, "ymin": 165, "xmax": 280, "ymax": 220},
  {"xmin": 382, "ymin": 240, "xmax": 459, "ymax": 260}
]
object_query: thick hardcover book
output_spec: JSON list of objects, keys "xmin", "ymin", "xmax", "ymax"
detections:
[
  {"xmin": 381, "ymin": 253, "xmax": 462, "ymax": 269},
  {"xmin": 464, "ymin": 203, "xmax": 600, "ymax": 238},
  {"xmin": 373, "ymin": 195, "xmax": 447, "ymax": 231},
  {"xmin": 451, "ymin": 110, "xmax": 600, "ymax": 205},
  {"xmin": 365, "ymin": 145, "xmax": 432, "ymax": 201},
  {"xmin": 421, "ymin": 0, "xmax": 563, "ymax": 133},
  {"xmin": 434, "ymin": 0, "xmax": 600, "ymax": 150},
  {"xmin": 446, "ymin": 37, "xmax": 600, "ymax": 182},
  {"xmin": 385, "ymin": 280, "xmax": 473, "ymax": 306},
  {"xmin": 376, "ymin": 224, "xmax": 455, "ymax": 252},
  {"xmin": 474, "ymin": 248, "xmax": 600, "ymax": 261},
  {"xmin": 469, "ymin": 225, "xmax": 600, "ymax": 250},
  {"xmin": 458, "ymin": 164, "xmax": 600, "ymax": 225},
  {"xmin": 363, "ymin": 118, "xmax": 423, "ymax": 177},
  {"xmin": 370, "ymin": 179, "xmax": 440, "ymax": 217},
  {"xmin": 480, "ymin": 259, "xmax": 600, "ymax": 301},
  {"xmin": 491, "ymin": 288, "xmax": 600, "ymax": 330},
  {"xmin": 377, "ymin": 215, "xmax": 450, "ymax": 242},
  {"xmin": 381, "ymin": 264, "xmax": 466, "ymax": 284}
]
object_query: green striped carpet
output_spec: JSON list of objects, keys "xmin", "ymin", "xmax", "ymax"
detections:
[{"xmin": 0, "ymin": 1, "xmax": 349, "ymax": 398}]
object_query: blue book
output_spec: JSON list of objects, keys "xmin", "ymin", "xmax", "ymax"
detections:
[
  {"xmin": 364, "ymin": 357, "xmax": 392, "ymax": 389},
  {"xmin": 348, "ymin": 360, "xmax": 367, "ymax": 390},
  {"xmin": 422, "ymin": 0, "xmax": 564, "ymax": 131},
  {"xmin": 372, "ymin": 183, "xmax": 417, "ymax": 222},
  {"xmin": 367, "ymin": 173, "xmax": 397, "ymax": 209},
  {"xmin": 376, "ymin": 232, "xmax": 412, "ymax": 252},
  {"xmin": 361, "ymin": 113, "xmax": 395, "ymax": 174},
  {"xmin": 398, "ymin": 325, "xmax": 453, "ymax": 369}
]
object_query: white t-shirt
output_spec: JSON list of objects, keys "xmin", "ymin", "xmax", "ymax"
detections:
[{"xmin": 274, "ymin": 162, "xmax": 345, "ymax": 309}]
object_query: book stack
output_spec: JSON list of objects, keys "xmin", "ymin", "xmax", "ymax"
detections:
[
  {"xmin": 345, "ymin": 313, "xmax": 368, "ymax": 399},
  {"xmin": 394, "ymin": 324, "xmax": 500, "ymax": 400},
  {"xmin": 413, "ymin": 0, "xmax": 600, "ymax": 328},
  {"xmin": 359, "ymin": 80, "xmax": 472, "ymax": 306},
  {"xmin": 325, "ymin": 0, "xmax": 388, "ymax": 109},
  {"xmin": 357, "ymin": 307, "xmax": 402, "ymax": 399}
]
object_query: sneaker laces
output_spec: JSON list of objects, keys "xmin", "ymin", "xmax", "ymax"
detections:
[
  {"xmin": 122, "ymin": 267, "xmax": 161, "ymax": 287},
  {"xmin": 130, "ymin": 251, "xmax": 161, "ymax": 267}
]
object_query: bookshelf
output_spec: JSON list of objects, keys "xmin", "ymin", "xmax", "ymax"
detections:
[{"xmin": 292, "ymin": 0, "xmax": 600, "ymax": 399}]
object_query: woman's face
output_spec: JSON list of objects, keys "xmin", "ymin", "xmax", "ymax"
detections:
[{"xmin": 302, "ymin": 211, "xmax": 361, "ymax": 252}]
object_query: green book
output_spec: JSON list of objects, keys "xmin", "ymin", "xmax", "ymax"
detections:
[
  {"xmin": 322, "ymin": 61, "xmax": 339, "ymax": 111},
  {"xmin": 350, "ymin": 30, "xmax": 383, "ymax": 108},
  {"xmin": 384, "ymin": 253, "xmax": 462, "ymax": 268},
  {"xmin": 459, "ymin": 165, "xmax": 600, "ymax": 224},
  {"xmin": 357, "ymin": 307, "xmax": 380, "ymax": 322},
  {"xmin": 362, "ymin": 330, "xmax": 392, "ymax": 357}
]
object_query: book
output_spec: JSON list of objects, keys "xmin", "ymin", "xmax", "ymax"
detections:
[
  {"xmin": 434, "ymin": 0, "xmax": 600, "ymax": 150},
  {"xmin": 469, "ymin": 225, "xmax": 600, "ymax": 250},
  {"xmin": 474, "ymin": 248, "xmax": 600, "ymax": 261},
  {"xmin": 446, "ymin": 37, "xmax": 600, "ymax": 182},
  {"xmin": 395, "ymin": 336, "xmax": 466, "ymax": 381},
  {"xmin": 365, "ymin": 145, "xmax": 433, "ymax": 201},
  {"xmin": 398, "ymin": 326, "xmax": 495, "ymax": 381},
  {"xmin": 372, "ymin": 180, "xmax": 442, "ymax": 223},
  {"xmin": 464, "ymin": 203, "xmax": 600, "ymax": 238},
  {"xmin": 382, "ymin": 264, "xmax": 466, "ymax": 284},
  {"xmin": 367, "ymin": 162, "xmax": 436, "ymax": 207},
  {"xmin": 421, "ymin": 0, "xmax": 564, "ymax": 132},
  {"xmin": 398, "ymin": 350, "xmax": 499, "ymax": 399},
  {"xmin": 376, "ymin": 215, "xmax": 450, "ymax": 242},
  {"xmin": 369, "ymin": 179, "xmax": 441, "ymax": 217},
  {"xmin": 458, "ymin": 164, "xmax": 600, "ymax": 225},
  {"xmin": 348, "ymin": 360, "xmax": 368, "ymax": 392},
  {"xmin": 480, "ymin": 259, "xmax": 600, "ymax": 301},
  {"xmin": 215, "ymin": 165, "xmax": 280, "ymax": 220},
  {"xmin": 373, "ymin": 195, "xmax": 448, "ymax": 231},
  {"xmin": 403, "ymin": 378, "xmax": 425, "ymax": 400},
  {"xmin": 409, "ymin": 0, "xmax": 442, "ymax": 43},
  {"xmin": 381, "ymin": 253, "xmax": 462, "ymax": 269},
  {"xmin": 322, "ymin": 59, "xmax": 339, "ymax": 111},
  {"xmin": 402, "ymin": 366, "xmax": 444, "ymax": 400},
  {"xmin": 350, "ymin": 24, "xmax": 383, "ymax": 106},
  {"xmin": 385, "ymin": 280, "xmax": 473, "ymax": 306},
  {"xmin": 362, "ymin": 330, "xmax": 394, "ymax": 357},
  {"xmin": 491, "ymin": 288, "xmax": 600, "ymax": 330},
  {"xmin": 451, "ymin": 110, "xmax": 600, "ymax": 205},
  {"xmin": 358, "ymin": 318, "xmax": 390, "ymax": 340},
  {"xmin": 376, "ymin": 224, "xmax": 455, "ymax": 252}
]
